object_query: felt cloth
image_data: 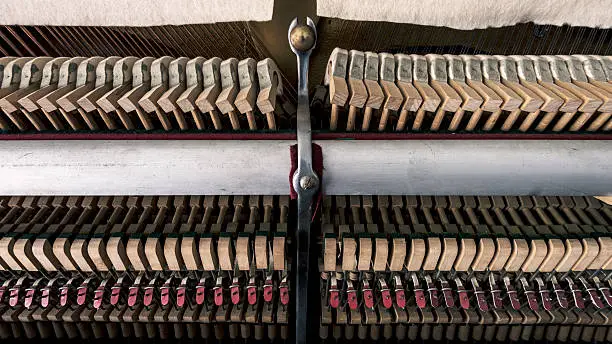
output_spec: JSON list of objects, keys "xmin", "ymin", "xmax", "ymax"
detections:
[
  {"xmin": 317, "ymin": 0, "xmax": 612, "ymax": 29},
  {"xmin": 0, "ymin": 0, "xmax": 273, "ymax": 26}
]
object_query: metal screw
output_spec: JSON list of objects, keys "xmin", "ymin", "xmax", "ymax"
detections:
[{"xmin": 299, "ymin": 175, "xmax": 317, "ymax": 190}]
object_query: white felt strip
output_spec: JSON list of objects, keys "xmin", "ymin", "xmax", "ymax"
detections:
[
  {"xmin": 0, "ymin": 0, "xmax": 273, "ymax": 26},
  {"xmin": 317, "ymin": 0, "xmax": 611, "ymax": 29}
]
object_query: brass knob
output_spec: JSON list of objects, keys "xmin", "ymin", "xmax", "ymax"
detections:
[{"xmin": 290, "ymin": 24, "xmax": 315, "ymax": 52}]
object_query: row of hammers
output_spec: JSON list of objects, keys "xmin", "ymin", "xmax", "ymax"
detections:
[
  {"xmin": 325, "ymin": 50, "xmax": 612, "ymax": 133},
  {"xmin": 319, "ymin": 195, "xmax": 612, "ymax": 341},
  {"xmin": 0, "ymin": 56, "xmax": 293, "ymax": 132},
  {"xmin": 0, "ymin": 195, "xmax": 290, "ymax": 340}
]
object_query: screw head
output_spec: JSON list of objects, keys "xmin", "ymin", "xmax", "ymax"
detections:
[
  {"xmin": 290, "ymin": 24, "xmax": 315, "ymax": 52},
  {"xmin": 299, "ymin": 175, "xmax": 317, "ymax": 190}
]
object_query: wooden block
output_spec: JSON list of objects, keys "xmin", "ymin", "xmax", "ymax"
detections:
[
  {"xmin": 70, "ymin": 238, "xmax": 94, "ymax": 272},
  {"xmin": 511, "ymin": 56, "xmax": 563, "ymax": 112},
  {"xmin": 126, "ymin": 237, "xmax": 147, "ymax": 271},
  {"xmin": 138, "ymin": 56, "xmax": 173, "ymax": 113},
  {"xmin": 342, "ymin": 237, "xmax": 356, "ymax": 271},
  {"xmin": 199, "ymin": 236, "xmax": 218, "ymax": 271},
  {"xmin": 496, "ymin": 56, "xmax": 544, "ymax": 112},
  {"xmin": 254, "ymin": 234, "xmax": 268, "ymax": 270},
  {"xmin": 36, "ymin": 57, "xmax": 85, "ymax": 112},
  {"xmin": 389, "ymin": 237, "xmax": 406, "ymax": 271},
  {"xmin": 256, "ymin": 58, "xmax": 283, "ymax": 114},
  {"xmin": 357, "ymin": 237, "xmax": 372, "ymax": 271},
  {"xmin": 212, "ymin": 58, "xmax": 240, "ymax": 129},
  {"xmin": 571, "ymin": 238, "xmax": 599, "ymax": 271},
  {"xmin": 504, "ymin": 239, "xmax": 529, "ymax": 272},
  {"xmin": 32, "ymin": 238, "xmax": 60, "ymax": 271},
  {"xmin": 52, "ymin": 237, "xmax": 78, "ymax": 271},
  {"xmin": 87, "ymin": 238, "xmax": 111, "ymax": 271},
  {"xmin": 235, "ymin": 57, "xmax": 258, "ymax": 115},
  {"xmin": 543, "ymin": 55, "xmax": 602, "ymax": 113},
  {"xmin": 215, "ymin": 58, "xmax": 239, "ymax": 114},
  {"xmin": 144, "ymin": 236, "xmax": 166, "ymax": 271},
  {"xmin": 437, "ymin": 237, "xmax": 458, "ymax": 271},
  {"xmin": 411, "ymin": 55, "xmax": 440, "ymax": 113},
  {"xmin": 96, "ymin": 56, "xmax": 138, "ymax": 113},
  {"xmin": 347, "ymin": 50, "xmax": 368, "ymax": 109},
  {"xmin": 106, "ymin": 236, "xmax": 129, "ymax": 271},
  {"xmin": 603, "ymin": 253, "xmax": 612, "ymax": 270},
  {"xmin": 57, "ymin": 56, "xmax": 103, "ymax": 112},
  {"xmin": 394, "ymin": 53, "xmax": 423, "ymax": 130},
  {"xmin": 361, "ymin": 52, "xmax": 384, "ymax": 131},
  {"xmin": 235, "ymin": 236, "xmax": 251, "ymax": 271},
  {"xmin": 537, "ymin": 238, "xmax": 564, "ymax": 272},
  {"xmin": 454, "ymin": 238, "xmax": 476, "ymax": 271},
  {"xmin": 444, "ymin": 54, "xmax": 483, "ymax": 111},
  {"xmin": 11, "ymin": 237, "xmax": 39, "ymax": 271},
  {"xmin": 442, "ymin": 54, "xmax": 483, "ymax": 130},
  {"xmin": 378, "ymin": 53, "xmax": 403, "ymax": 130},
  {"xmin": 158, "ymin": 57, "xmax": 189, "ymax": 113},
  {"xmin": 323, "ymin": 236, "xmax": 336, "ymax": 272},
  {"xmin": 195, "ymin": 57, "xmax": 222, "ymax": 113},
  {"xmin": 411, "ymin": 54, "xmax": 441, "ymax": 130},
  {"xmin": 426, "ymin": 54, "xmax": 462, "ymax": 111},
  {"xmin": 554, "ymin": 239, "xmax": 582, "ymax": 272},
  {"xmin": 521, "ymin": 239, "xmax": 547, "ymax": 273},
  {"xmin": 0, "ymin": 57, "xmax": 52, "ymax": 119},
  {"xmin": 422, "ymin": 237, "xmax": 441, "ymax": 271},
  {"xmin": 577, "ymin": 56, "xmax": 612, "ymax": 129},
  {"xmin": 117, "ymin": 57, "xmax": 154, "ymax": 113},
  {"xmin": 18, "ymin": 57, "xmax": 53, "ymax": 91},
  {"xmin": 560, "ymin": 55, "xmax": 612, "ymax": 112},
  {"xmin": 18, "ymin": 57, "xmax": 69, "ymax": 112},
  {"xmin": 181, "ymin": 235, "xmax": 201, "ymax": 270},
  {"xmin": 216, "ymin": 236, "xmax": 233, "ymax": 271},
  {"xmin": 595, "ymin": 196, "xmax": 612, "ymax": 205},
  {"xmin": 6, "ymin": 237, "xmax": 32, "ymax": 271},
  {"xmin": 372, "ymin": 237, "xmax": 388, "ymax": 271},
  {"xmin": 176, "ymin": 57, "xmax": 205, "ymax": 113},
  {"xmin": 76, "ymin": 56, "xmax": 121, "ymax": 113},
  {"xmin": 527, "ymin": 55, "xmax": 582, "ymax": 112},
  {"xmin": 591, "ymin": 55, "xmax": 612, "ymax": 81},
  {"xmin": 0, "ymin": 58, "xmax": 29, "ymax": 103},
  {"xmin": 363, "ymin": 52, "xmax": 384, "ymax": 109},
  {"xmin": 588, "ymin": 236, "xmax": 612, "ymax": 270},
  {"xmin": 325, "ymin": 47, "xmax": 349, "ymax": 107},
  {"xmin": 471, "ymin": 238, "xmax": 495, "ymax": 271},
  {"xmin": 489, "ymin": 238, "xmax": 511, "ymax": 271},
  {"xmin": 164, "ymin": 236, "xmax": 182, "ymax": 271},
  {"xmin": 272, "ymin": 235, "xmax": 285, "ymax": 271},
  {"xmin": 460, "ymin": 55, "xmax": 503, "ymax": 111},
  {"xmin": 477, "ymin": 55, "xmax": 522, "ymax": 110},
  {"xmin": 404, "ymin": 237, "xmax": 426, "ymax": 271},
  {"xmin": 0, "ymin": 56, "xmax": 17, "ymax": 78}
]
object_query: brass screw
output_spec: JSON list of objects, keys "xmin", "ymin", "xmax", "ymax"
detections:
[
  {"xmin": 299, "ymin": 175, "xmax": 317, "ymax": 190},
  {"xmin": 290, "ymin": 25, "xmax": 315, "ymax": 52}
]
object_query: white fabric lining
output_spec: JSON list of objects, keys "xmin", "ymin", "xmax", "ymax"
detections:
[
  {"xmin": 317, "ymin": 0, "xmax": 612, "ymax": 29},
  {"xmin": 0, "ymin": 0, "xmax": 273, "ymax": 26}
]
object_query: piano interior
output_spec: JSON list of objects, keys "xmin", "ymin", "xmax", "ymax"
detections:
[{"xmin": 0, "ymin": 1, "xmax": 610, "ymax": 343}]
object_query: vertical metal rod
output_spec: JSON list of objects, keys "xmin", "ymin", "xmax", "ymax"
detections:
[{"xmin": 288, "ymin": 17, "xmax": 318, "ymax": 344}]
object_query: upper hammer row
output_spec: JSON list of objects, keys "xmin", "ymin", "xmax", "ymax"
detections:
[
  {"xmin": 326, "ymin": 50, "xmax": 612, "ymax": 132},
  {"xmin": 0, "ymin": 56, "xmax": 288, "ymax": 132}
]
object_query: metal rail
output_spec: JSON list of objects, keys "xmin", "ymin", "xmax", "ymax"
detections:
[
  {"xmin": 288, "ymin": 17, "xmax": 318, "ymax": 344},
  {"xmin": 0, "ymin": 139, "xmax": 610, "ymax": 196}
]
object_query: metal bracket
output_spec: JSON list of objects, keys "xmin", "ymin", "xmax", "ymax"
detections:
[{"xmin": 288, "ymin": 17, "xmax": 318, "ymax": 344}]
